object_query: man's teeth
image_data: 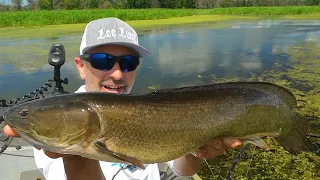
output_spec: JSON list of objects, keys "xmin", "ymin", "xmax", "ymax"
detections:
[{"xmin": 105, "ymin": 86, "xmax": 122, "ymax": 90}]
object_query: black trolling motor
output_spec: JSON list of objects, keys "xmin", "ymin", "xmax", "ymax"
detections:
[
  {"xmin": 0, "ymin": 43, "xmax": 70, "ymax": 154},
  {"xmin": 48, "ymin": 43, "xmax": 69, "ymax": 95}
]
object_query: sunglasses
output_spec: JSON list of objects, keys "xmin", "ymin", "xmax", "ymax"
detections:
[{"xmin": 80, "ymin": 53, "xmax": 140, "ymax": 72}]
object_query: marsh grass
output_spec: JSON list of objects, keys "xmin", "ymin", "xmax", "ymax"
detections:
[
  {"xmin": 210, "ymin": 6, "xmax": 320, "ymax": 15},
  {"xmin": 0, "ymin": 6, "xmax": 319, "ymax": 27},
  {"xmin": 0, "ymin": 15, "xmax": 257, "ymax": 39}
]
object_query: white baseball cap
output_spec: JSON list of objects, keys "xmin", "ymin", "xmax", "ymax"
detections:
[{"xmin": 80, "ymin": 17, "xmax": 149, "ymax": 57}]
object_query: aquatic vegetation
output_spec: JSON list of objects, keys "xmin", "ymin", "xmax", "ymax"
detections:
[
  {"xmin": 0, "ymin": 9, "xmax": 256, "ymax": 28},
  {"xmin": 197, "ymin": 35, "xmax": 320, "ymax": 180},
  {"xmin": 197, "ymin": 74, "xmax": 203, "ymax": 79},
  {"xmin": 0, "ymin": 14, "xmax": 256, "ymax": 39},
  {"xmin": 197, "ymin": 73, "xmax": 242, "ymax": 83},
  {"xmin": 199, "ymin": 138, "xmax": 320, "ymax": 180},
  {"xmin": 257, "ymin": 41, "xmax": 320, "ymax": 131},
  {"xmin": 0, "ymin": 7, "xmax": 319, "ymax": 28},
  {"xmin": 211, "ymin": 6, "xmax": 320, "ymax": 16},
  {"xmin": 0, "ymin": 11, "xmax": 319, "ymax": 178},
  {"xmin": 0, "ymin": 39, "xmax": 80, "ymax": 73},
  {"xmin": 147, "ymin": 84, "xmax": 161, "ymax": 90}
]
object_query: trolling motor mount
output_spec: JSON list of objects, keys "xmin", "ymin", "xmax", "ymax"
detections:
[
  {"xmin": 0, "ymin": 43, "xmax": 70, "ymax": 154},
  {"xmin": 48, "ymin": 43, "xmax": 69, "ymax": 94}
]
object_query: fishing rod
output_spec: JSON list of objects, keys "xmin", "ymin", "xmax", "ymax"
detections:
[{"xmin": 0, "ymin": 43, "xmax": 69, "ymax": 155}]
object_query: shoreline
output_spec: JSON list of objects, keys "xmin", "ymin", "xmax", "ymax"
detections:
[{"xmin": 0, "ymin": 14, "xmax": 319, "ymax": 39}]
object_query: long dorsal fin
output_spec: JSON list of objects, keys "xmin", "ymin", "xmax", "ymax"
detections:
[{"xmin": 147, "ymin": 81, "xmax": 297, "ymax": 108}]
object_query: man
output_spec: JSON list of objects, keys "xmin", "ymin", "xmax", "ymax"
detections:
[{"xmin": 4, "ymin": 17, "xmax": 242, "ymax": 180}]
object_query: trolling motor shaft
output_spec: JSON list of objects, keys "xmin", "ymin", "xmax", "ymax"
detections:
[{"xmin": 48, "ymin": 43, "xmax": 69, "ymax": 94}]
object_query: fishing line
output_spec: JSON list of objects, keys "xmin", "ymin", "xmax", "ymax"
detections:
[
  {"xmin": 111, "ymin": 165, "xmax": 134, "ymax": 180},
  {"xmin": 204, "ymin": 159, "xmax": 215, "ymax": 178},
  {"xmin": 111, "ymin": 166, "xmax": 125, "ymax": 180},
  {"xmin": 0, "ymin": 137, "xmax": 13, "ymax": 155},
  {"xmin": 224, "ymin": 134, "xmax": 320, "ymax": 180},
  {"xmin": 225, "ymin": 143, "xmax": 251, "ymax": 180},
  {"xmin": 245, "ymin": 144, "xmax": 256, "ymax": 178},
  {"xmin": 307, "ymin": 136, "xmax": 320, "ymax": 155}
]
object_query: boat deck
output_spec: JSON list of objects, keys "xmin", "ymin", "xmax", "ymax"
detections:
[{"xmin": 0, "ymin": 122, "xmax": 45, "ymax": 180}]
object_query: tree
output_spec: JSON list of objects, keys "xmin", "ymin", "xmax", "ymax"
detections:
[
  {"xmin": 126, "ymin": 0, "xmax": 152, "ymax": 8},
  {"xmin": 26, "ymin": 0, "xmax": 40, "ymax": 10},
  {"xmin": 11, "ymin": 0, "xmax": 23, "ymax": 10},
  {"xmin": 100, "ymin": 0, "xmax": 113, "ymax": 8},
  {"xmin": 38, "ymin": 0, "xmax": 53, "ymax": 10},
  {"xmin": 52, "ymin": 0, "xmax": 63, "ymax": 9},
  {"xmin": 89, "ymin": 0, "xmax": 104, "ymax": 8},
  {"xmin": 151, "ymin": 0, "xmax": 160, "ymax": 7},
  {"xmin": 159, "ymin": 0, "xmax": 176, "ymax": 8},
  {"xmin": 185, "ymin": 0, "xmax": 196, "ymax": 8},
  {"xmin": 62, "ymin": 0, "xmax": 80, "ymax": 9},
  {"xmin": 112, "ymin": 0, "xmax": 127, "ymax": 8}
]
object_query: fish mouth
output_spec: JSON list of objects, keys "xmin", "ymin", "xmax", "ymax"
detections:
[{"xmin": 3, "ymin": 107, "xmax": 32, "ymax": 133}]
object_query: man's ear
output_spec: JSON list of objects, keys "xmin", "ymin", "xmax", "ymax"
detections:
[{"xmin": 74, "ymin": 57, "xmax": 85, "ymax": 79}]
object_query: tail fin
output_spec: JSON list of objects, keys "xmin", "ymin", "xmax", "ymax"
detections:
[{"xmin": 274, "ymin": 112, "xmax": 310, "ymax": 155}]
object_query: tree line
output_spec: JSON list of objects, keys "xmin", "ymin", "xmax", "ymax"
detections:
[{"xmin": 1, "ymin": 0, "xmax": 319, "ymax": 11}]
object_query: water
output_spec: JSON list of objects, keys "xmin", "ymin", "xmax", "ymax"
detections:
[
  {"xmin": 0, "ymin": 18, "xmax": 320, "ymax": 179},
  {"xmin": 0, "ymin": 20, "xmax": 319, "ymax": 100}
]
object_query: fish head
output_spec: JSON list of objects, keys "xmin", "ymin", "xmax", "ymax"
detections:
[{"xmin": 3, "ymin": 96, "xmax": 101, "ymax": 148}]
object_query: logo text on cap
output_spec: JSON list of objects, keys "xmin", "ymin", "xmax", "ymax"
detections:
[{"xmin": 97, "ymin": 27, "xmax": 138, "ymax": 44}]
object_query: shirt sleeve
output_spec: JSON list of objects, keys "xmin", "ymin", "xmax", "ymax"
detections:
[
  {"xmin": 33, "ymin": 148, "xmax": 67, "ymax": 180},
  {"xmin": 166, "ymin": 160, "xmax": 183, "ymax": 177},
  {"xmin": 166, "ymin": 160, "xmax": 194, "ymax": 178}
]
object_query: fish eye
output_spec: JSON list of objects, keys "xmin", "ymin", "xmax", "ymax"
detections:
[{"xmin": 19, "ymin": 109, "xmax": 29, "ymax": 116}]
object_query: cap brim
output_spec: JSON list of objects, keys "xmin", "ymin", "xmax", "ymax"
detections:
[{"xmin": 82, "ymin": 42, "xmax": 149, "ymax": 58}]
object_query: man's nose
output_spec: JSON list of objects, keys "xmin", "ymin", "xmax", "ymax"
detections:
[{"xmin": 109, "ymin": 62, "xmax": 123, "ymax": 80}]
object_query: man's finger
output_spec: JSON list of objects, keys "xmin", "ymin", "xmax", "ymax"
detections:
[
  {"xmin": 196, "ymin": 149, "xmax": 225, "ymax": 159},
  {"xmin": 223, "ymin": 138, "xmax": 243, "ymax": 149},
  {"xmin": 44, "ymin": 151, "xmax": 61, "ymax": 159},
  {"xmin": 44, "ymin": 150, "xmax": 72, "ymax": 159},
  {"xmin": 198, "ymin": 139, "xmax": 224, "ymax": 151},
  {"xmin": 3, "ymin": 125, "xmax": 20, "ymax": 137}
]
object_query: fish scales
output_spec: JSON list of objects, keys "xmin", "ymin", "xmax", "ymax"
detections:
[{"xmin": 3, "ymin": 81, "xmax": 310, "ymax": 167}]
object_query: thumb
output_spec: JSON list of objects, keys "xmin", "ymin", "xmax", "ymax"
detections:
[
  {"xmin": 223, "ymin": 138, "xmax": 243, "ymax": 149},
  {"xmin": 4, "ymin": 125, "xmax": 20, "ymax": 137}
]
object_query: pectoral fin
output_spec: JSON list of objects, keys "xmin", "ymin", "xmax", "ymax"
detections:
[
  {"xmin": 246, "ymin": 137, "xmax": 270, "ymax": 150},
  {"xmin": 94, "ymin": 140, "xmax": 145, "ymax": 169}
]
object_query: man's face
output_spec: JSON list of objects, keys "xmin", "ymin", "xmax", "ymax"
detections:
[{"xmin": 74, "ymin": 44, "xmax": 138, "ymax": 94}]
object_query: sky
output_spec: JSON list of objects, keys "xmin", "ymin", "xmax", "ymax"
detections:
[{"xmin": 1, "ymin": 0, "xmax": 28, "ymax": 6}]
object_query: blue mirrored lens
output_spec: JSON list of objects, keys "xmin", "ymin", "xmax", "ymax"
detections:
[
  {"xmin": 119, "ymin": 56, "xmax": 139, "ymax": 72},
  {"xmin": 90, "ymin": 53, "xmax": 139, "ymax": 72},
  {"xmin": 91, "ymin": 53, "xmax": 114, "ymax": 70}
]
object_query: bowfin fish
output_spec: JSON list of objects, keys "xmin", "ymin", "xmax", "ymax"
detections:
[{"xmin": 3, "ymin": 81, "xmax": 310, "ymax": 166}]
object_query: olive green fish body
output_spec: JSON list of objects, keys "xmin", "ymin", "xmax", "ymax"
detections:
[
  {"xmin": 3, "ymin": 82, "xmax": 309, "ymax": 167},
  {"xmin": 90, "ymin": 91, "xmax": 304, "ymax": 163}
]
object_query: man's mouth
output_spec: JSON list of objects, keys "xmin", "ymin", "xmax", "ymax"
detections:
[{"xmin": 102, "ymin": 85, "xmax": 126, "ymax": 94}]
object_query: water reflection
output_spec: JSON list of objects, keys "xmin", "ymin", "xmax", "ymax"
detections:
[{"xmin": 0, "ymin": 19, "xmax": 319, "ymax": 100}]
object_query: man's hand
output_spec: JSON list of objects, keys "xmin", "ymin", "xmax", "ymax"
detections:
[
  {"xmin": 3, "ymin": 125, "xmax": 71, "ymax": 159},
  {"xmin": 4, "ymin": 125, "xmax": 105, "ymax": 180},
  {"xmin": 194, "ymin": 138, "xmax": 243, "ymax": 159}
]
